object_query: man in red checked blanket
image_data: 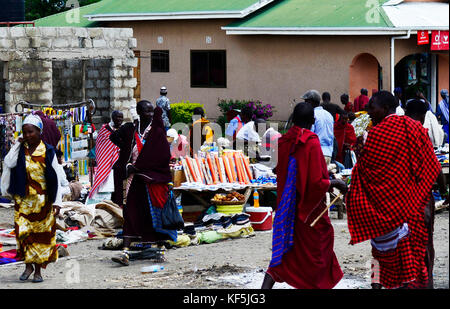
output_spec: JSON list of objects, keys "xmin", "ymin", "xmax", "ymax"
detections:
[{"xmin": 346, "ymin": 91, "xmax": 442, "ymax": 289}]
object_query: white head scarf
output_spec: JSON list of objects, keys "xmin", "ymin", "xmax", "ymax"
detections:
[
  {"xmin": 23, "ymin": 114, "xmax": 43, "ymax": 132},
  {"xmin": 166, "ymin": 128, "xmax": 179, "ymax": 143}
]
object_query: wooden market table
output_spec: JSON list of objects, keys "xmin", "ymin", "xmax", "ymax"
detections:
[{"xmin": 173, "ymin": 184, "xmax": 277, "ymax": 208}]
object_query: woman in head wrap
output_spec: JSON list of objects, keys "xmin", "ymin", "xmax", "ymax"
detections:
[
  {"xmin": 1, "ymin": 114, "xmax": 62, "ymax": 283},
  {"xmin": 112, "ymin": 107, "xmax": 175, "ymax": 266}
]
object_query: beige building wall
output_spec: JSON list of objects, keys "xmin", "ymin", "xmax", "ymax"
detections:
[{"xmin": 108, "ymin": 20, "xmax": 440, "ymax": 121}]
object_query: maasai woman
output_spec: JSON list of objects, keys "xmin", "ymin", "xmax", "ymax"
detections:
[
  {"xmin": 261, "ymin": 102, "xmax": 347, "ymax": 289},
  {"xmin": 1, "ymin": 114, "xmax": 62, "ymax": 283},
  {"xmin": 112, "ymin": 107, "xmax": 175, "ymax": 266}
]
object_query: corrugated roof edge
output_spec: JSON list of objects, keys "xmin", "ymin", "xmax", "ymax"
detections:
[
  {"xmin": 34, "ymin": 1, "xmax": 103, "ymax": 27},
  {"xmin": 84, "ymin": 0, "xmax": 275, "ymax": 21},
  {"xmin": 222, "ymin": 27, "xmax": 449, "ymax": 36}
]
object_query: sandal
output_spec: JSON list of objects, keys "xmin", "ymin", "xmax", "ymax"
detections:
[
  {"xmin": 32, "ymin": 275, "xmax": 44, "ymax": 283},
  {"xmin": 19, "ymin": 271, "xmax": 33, "ymax": 281},
  {"xmin": 111, "ymin": 252, "xmax": 130, "ymax": 266},
  {"xmin": 19, "ymin": 267, "xmax": 34, "ymax": 281}
]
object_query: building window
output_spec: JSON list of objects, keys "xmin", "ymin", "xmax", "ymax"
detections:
[
  {"xmin": 151, "ymin": 50, "xmax": 169, "ymax": 72},
  {"xmin": 191, "ymin": 50, "xmax": 226, "ymax": 88}
]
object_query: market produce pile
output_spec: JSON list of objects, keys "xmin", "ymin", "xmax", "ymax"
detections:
[{"xmin": 212, "ymin": 192, "xmax": 246, "ymax": 203}]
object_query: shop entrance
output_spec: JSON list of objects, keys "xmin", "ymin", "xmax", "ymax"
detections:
[{"xmin": 395, "ymin": 53, "xmax": 432, "ymax": 107}]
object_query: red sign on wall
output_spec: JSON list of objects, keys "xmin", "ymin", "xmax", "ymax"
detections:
[
  {"xmin": 417, "ymin": 31, "xmax": 429, "ymax": 45},
  {"xmin": 431, "ymin": 30, "xmax": 449, "ymax": 51}
]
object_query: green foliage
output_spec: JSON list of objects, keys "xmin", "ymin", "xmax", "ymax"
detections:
[
  {"xmin": 170, "ymin": 101, "xmax": 205, "ymax": 124},
  {"xmin": 218, "ymin": 98, "xmax": 275, "ymax": 120},
  {"xmin": 217, "ymin": 99, "xmax": 248, "ymax": 114},
  {"xmin": 25, "ymin": 0, "xmax": 102, "ymax": 21}
]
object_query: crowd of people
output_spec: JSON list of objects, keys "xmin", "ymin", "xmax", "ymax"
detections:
[{"xmin": 0, "ymin": 84, "xmax": 448, "ymax": 289}]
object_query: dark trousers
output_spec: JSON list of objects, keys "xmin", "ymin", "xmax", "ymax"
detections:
[
  {"xmin": 424, "ymin": 195, "xmax": 435, "ymax": 289},
  {"xmin": 111, "ymin": 167, "xmax": 124, "ymax": 207}
]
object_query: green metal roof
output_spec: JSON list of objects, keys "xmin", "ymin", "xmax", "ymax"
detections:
[
  {"xmin": 225, "ymin": 0, "xmax": 392, "ymax": 29},
  {"xmin": 34, "ymin": 1, "xmax": 103, "ymax": 27},
  {"xmin": 87, "ymin": 0, "xmax": 266, "ymax": 15}
]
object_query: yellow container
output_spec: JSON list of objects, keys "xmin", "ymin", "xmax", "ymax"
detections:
[{"xmin": 216, "ymin": 204, "xmax": 244, "ymax": 215}]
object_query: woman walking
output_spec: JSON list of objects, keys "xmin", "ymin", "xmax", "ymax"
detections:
[
  {"xmin": 1, "ymin": 114, "xmax": 62, "ymax": 283},
  {"xmin": 112, "ymin": 107, "xmax": 176, "ymax": 266}
]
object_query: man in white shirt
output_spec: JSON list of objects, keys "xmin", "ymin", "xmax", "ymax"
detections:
[{"xmin": 302, "ymin": 90, "xmax": 334, "ymax": 165}]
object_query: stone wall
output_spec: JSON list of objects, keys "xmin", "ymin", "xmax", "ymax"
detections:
[
  {"xmin": 52, "ymin": 58, "xmax": 112, "ymax": 120},
  {"xmin": 0, "ymin": 27, "xmax": 138, "ymax": 121},
  {"xmin": 0, "ymin": 62, "xmax": 5, "ymax": 112}
]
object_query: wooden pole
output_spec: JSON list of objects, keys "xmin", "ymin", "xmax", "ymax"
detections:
[{"xmin": 310, "ymin": 193, "xmax": 342, "ymax": 227}]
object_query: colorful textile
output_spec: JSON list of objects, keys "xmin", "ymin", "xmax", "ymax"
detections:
[
  {"xmin": 270, "ymin": 156, "xmax": 297, "ymax": 268},
  {"xmin": 89, "ymin": 124, "xmax": 120, "ymax": 198},
  {"xmin": 145, "ymin": 188, "xmax": 177, "ymax": 242},
  {"xmin": 346, "ymin": 114, "xmax": 441, "ymax": 288},
  {"xmin": 0, "ymin": 249, "xmax": 17, "ymax": 259},
  {"xmin": 267, "ymin": 126, "xmax": 342, "ymax": 289},
  {"xmin": 13, "ymin": 141, "xmax": 58, "ymax": 267},
  {"xmin": 0, "ymin": 257, "xmax": 18, "ymax": 265}
]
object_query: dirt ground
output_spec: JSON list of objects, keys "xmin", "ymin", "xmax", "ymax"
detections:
[{"xmin": 0, "ymin": 206, "xmax": 448, "ymax": 290}]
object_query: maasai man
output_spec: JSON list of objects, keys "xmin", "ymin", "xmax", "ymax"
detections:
[
  {"xmin": 88, "ymin": 111, "xmax": 123, "ymax": 206},
  {"xmin": 405, "ymin": 98, "xmax": 448, "ymax": 289},
  {"xmin": 333, "ymin": 112, "xmax": 357, "ymax": 165},
  {"xmin": 111, "ymin": 107, "xmax": 174, "ymax": 266},
  {"xmin": 110, "ymin": 100, "xmax": 153, "ymax": 203},
  {"xmin": 1, "ymin": 114, "xmax": 62, "ymax": 283},
  {"xmin": 261, "ymin": 102, "xmax": 347, "ymax": 289},
  {"xmin": 346, "ymin": 91, "xmax": 442, "ymax": 289},
  {"xmin": 353, "ymin": 88, "xmax": 370, "ymax": 113}
]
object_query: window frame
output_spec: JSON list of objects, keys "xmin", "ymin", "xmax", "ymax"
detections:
[
  {"xmin": 190, "ymin": 49, "xmax": 227, "ymax": 88},
  {"xmin": 151, "ymin": 50, "xmax": 170, "ymax": 73}
]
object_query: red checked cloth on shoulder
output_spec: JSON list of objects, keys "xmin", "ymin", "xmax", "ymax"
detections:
[{"xmin": 346, "ymin": 115, "xmax": 441, "ymax": 288}]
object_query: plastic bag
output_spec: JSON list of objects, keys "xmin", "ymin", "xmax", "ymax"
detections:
[{"xmin": 161, "ymin": 190, "xmax": 185, "ymax": 230}]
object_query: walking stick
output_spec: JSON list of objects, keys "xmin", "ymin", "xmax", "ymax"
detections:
[{"xmin": 310, "ymin": 193, "xmax": 342, "ymax": 227}]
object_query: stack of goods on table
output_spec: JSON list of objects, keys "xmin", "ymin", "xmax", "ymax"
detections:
[
  {"xmin": 175, "ymin": 150, "xmax": 276, "ymax": 191},
  {"xmin": 435, "ymin": 143, "xmax": 449, "ymax": 169}
]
